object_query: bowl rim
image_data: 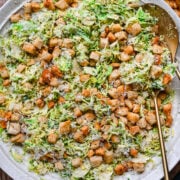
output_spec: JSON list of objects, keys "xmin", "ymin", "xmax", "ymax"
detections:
[{"xmin": 0, "ymin": 0, "xmax": 180, "ymax": 180}]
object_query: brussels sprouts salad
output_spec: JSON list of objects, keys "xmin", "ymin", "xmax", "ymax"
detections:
[{"xmin": 0, "ymin": 0, "xmax": 176, "ymax": 179}]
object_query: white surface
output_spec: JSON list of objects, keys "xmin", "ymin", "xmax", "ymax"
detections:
[{"xmin": 0, "ymin": 0, "xmax": 180, "ymax": 180}]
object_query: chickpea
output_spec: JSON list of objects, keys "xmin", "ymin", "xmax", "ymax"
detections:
[{"xmin": 104, "ymin": 141, "xmax": 112, "ymax": 150}]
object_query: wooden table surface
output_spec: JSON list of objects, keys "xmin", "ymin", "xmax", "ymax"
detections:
[{"xmin": 0, "ymin": 0, "xmax": 180, "ymax": 179}]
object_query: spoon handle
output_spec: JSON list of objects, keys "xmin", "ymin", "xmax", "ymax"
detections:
[
  {"xmin": 154, "ymin": 95, "xmax": 169, "ymax": 180},
  {"xmin": 175, "ymin": 68, "xmax": 180, "ymax": 80}
]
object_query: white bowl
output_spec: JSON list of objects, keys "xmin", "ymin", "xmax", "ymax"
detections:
[{"xmin": 0, "ymin": 0, "xmax": 180, "ymax": 179}]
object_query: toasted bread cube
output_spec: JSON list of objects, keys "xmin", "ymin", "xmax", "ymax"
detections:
[
  {"xmin": 55, "ymin": 0, "xmax": 69, "ymax": 10},
  {"xmin": 126, "ymin": 22, "xmax": 141, "ymax": 36},
  {"xmin": 48, "ymin": 133, "xmax": 58, "ymax": 144},
  {"xmin": 90, "ymin": 51, "xmax": 101, "ymax": 62},
  {"xmin": 22, "ymin": 42, "xmax": 36, "ymax": 55},
  {"xmin": 39, "ymin": 50, "xmax": 53, "ymax": 62},
  {"xmin": 31, "ymin": 2, "xmax": 41, "ymax": 12},
  {"xmin": 90, "ymin": 156, "xmax": 103, "ymax": 167},
  {"xmin": 59, "ymin": 120, "xmax": 71, "ymax": 134},
  {"xmin": 7, "ymin": 122, "xmax": 21, "ymax": 135},
  {"xmin": 72, "ymin": 158, "xmax": 82, "ymax": 168},
  {"xmin": 43, "ymin": 0, "xmax": 55, "ymax": 10},
  {"xmin": 32, "ymin": 37, "xmax": 43, "ymax": 50},
  {"xmin": 10, "ymin": 13, "xmax": 21, "ymax": 23}
]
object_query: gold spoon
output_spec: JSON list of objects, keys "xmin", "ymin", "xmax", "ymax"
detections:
[{"xmin": 141, "ymin": 4, "xmax": 180, "ymax": 180}]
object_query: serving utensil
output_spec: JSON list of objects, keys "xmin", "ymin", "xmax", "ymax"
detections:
[{"xmin": 140, "ymin": 3, "xmax": 180, "ymax": 180}]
